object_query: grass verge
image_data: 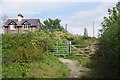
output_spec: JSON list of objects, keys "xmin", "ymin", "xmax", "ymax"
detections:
[{"xmin": 2, "ymin": 55, "xmax": 69, "ymax": 78}]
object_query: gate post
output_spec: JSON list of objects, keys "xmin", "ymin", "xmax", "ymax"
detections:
[{"xmin": 67, "ymin": 41, "xmax": 71, "ymax": 55}]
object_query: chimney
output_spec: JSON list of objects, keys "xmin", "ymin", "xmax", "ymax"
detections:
[{"xmin": 17, "ymin": 13, "xmax": 23, "ymax": 21}]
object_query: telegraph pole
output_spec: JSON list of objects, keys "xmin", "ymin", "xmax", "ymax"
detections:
[
  {"xmin": 93, "ymin": 20, "xmax": 95, "ymax": 37},
  {"xmin": 65, "ymin": 24, "xmax": 67, "ymax": 33}
]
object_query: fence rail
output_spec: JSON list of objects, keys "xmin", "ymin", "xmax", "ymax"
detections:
[
  {"xmin": 47, "ymin": 41, "xmax": 69, "ymax": 56},
  {"xmin": 47, "ymin": 40, "xmax": 92, "ymax": 56}
]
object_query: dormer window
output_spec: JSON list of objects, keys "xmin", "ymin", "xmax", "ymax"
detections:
[
  {"xmin": 22, "ymin": 21, "xmax": 31, "ymax": 30},
  {"xmin": 23, "ymin": 21, "xmax": 30, "ymax": 30},
  {"xmin": 9, "ymin": 21, "xmax": 16, "ymax": 30},
  {"xmin": 24, "ymin": 24, "xmax": 29, "ymax": 29}
]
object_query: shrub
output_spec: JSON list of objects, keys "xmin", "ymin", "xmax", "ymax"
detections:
[
  {"xmin": 97, "ymin": 2, "xmax": 120, "ymax": 77},
  {"xmin": 2, "ymin": 31, "xmax": 70, "ymax": 78},
  {"xmin": 2, "ymin": 32, "xmax": 50, "ymax": 65}
]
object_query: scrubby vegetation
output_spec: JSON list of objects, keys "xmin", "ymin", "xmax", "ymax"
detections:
[
  {"xmin": 96, "ymin": 2, "xmax": 119, "ymax": 77},
  {"xmin": 2, "ymin": 29, "xmax": 97, "ymax": 78},
  {"xmin": 81, "ymin": 2, "xmax": 120, "ymax": 78},
  {"xmin": 2, "ymin": 31, "xmax": 69, "ymax": 78},
  {"xmin": 2, "ymin": 2, "xmax": 119, "ymax": 78}
]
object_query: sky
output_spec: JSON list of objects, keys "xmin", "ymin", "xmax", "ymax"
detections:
[{"xmin": 0, "ymin": 0, "xmax": 119, "ymax": 37}]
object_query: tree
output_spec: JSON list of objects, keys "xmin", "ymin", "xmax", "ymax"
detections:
[
  {"xmin": 0, "ymin": 14, "xmax": 8, "ymax": 31},
  {"xmin": 0, "ymin": 14, "xmax": 8, "ymax": 26},
  {"xmin": 42, "ymin": 18, "xmax": 64, "ymax": 32},
  {"xmin": 98, "ymin": 1, "xmax": 120, "ymax": 77},
  {"xmin": 83, "ymin": 27, "xmax": 88, "ymax": 38}
]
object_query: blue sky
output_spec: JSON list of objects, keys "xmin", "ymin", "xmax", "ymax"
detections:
[{"xmin": 0, "ymin": 0, "xmax": 118, "ymax": 37}]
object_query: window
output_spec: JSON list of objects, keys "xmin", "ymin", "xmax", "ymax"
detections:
[
  {"xmin": 9, "ymin": 22, "xmax": 16, "ymax": 30},
  {"xmin": 10, "ymin": 25, "xmax": 16, "ymax": 30},
  {"xmin": 24, "ymin": 25, "xmax": 29, "ymax": 29},
  {"xmin": 23, "ymin": 22, "xmax": 29, "ymax": 30}
]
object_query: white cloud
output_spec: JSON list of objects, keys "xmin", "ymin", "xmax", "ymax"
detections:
[
  {"xmin": 63, "ymin": 2, "xmax": 117, "ymax": 37},
  {"xmin": 1, "ymin": 2, "xmax": 75, "ymax": 16}
]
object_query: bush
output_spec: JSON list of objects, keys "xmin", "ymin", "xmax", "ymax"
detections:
[
  {"xmin": 2, "ymin": 31, "xmax": 70, "ymax": 78},
  {"xmin": 97, "ymin": 2, "xmax": 120, "ymax": 77},
  {"xmin": 2, "ymin": 55, "xmax": 69, "ymax": 78},
  {"xmin": 2, "ymin": 32, "xmax": 51, "ymax": 65}
]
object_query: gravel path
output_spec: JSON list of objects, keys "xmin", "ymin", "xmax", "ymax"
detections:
[{"xmin": 58, "ymin": 58, "xmax": 84, "ymax": 78}]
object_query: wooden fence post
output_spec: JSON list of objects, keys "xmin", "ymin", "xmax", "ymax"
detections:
[{"xmin": 68, "ymin": 41, "xmax": 71, "ymax": 55}]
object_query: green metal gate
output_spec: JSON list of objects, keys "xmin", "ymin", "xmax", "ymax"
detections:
[{"xmin": 47, "ymin": 41, "xmax": 69, "ymax": 56}]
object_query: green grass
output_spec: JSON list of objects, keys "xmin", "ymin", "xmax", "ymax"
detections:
[
  {"xmin": 2, "ymin": 55, "xmax": 69, "ymax": 78},
  {"xmin": 1, "ymin": 31, "xmax": 98, "ymax": 78},
  {"xmin": 2, "ymin": 32, "xmax": 70, "ymax": 78}
]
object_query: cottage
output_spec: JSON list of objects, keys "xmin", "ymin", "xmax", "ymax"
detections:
[{"xmin": 3, "ymin": 13, "xmax": 41, "ymax": 34}]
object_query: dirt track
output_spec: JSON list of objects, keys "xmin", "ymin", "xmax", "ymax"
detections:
[{"xmin": 58, "ymin": 58, "xmax": 84, "ymax": 78}]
